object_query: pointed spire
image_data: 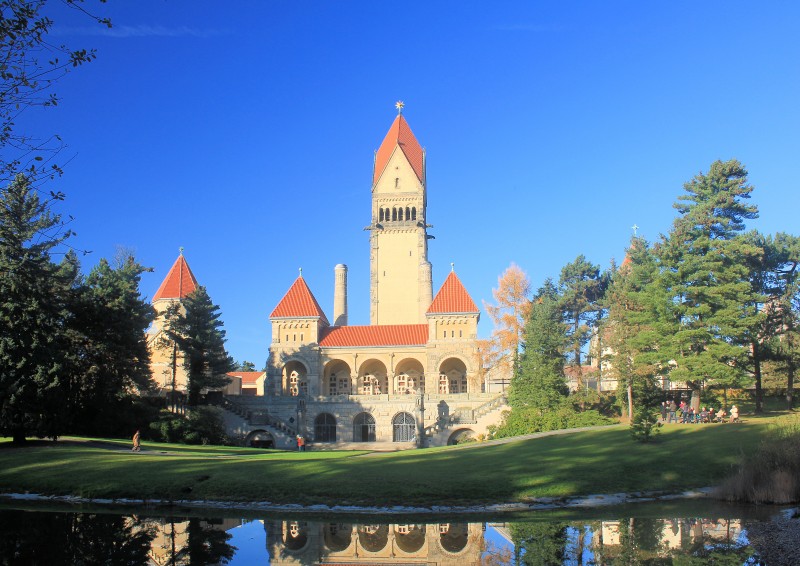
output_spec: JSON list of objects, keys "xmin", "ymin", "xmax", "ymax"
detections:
[
  {"xmin": 153, "ymin": 252, "xmax": 199, "ymax": 302},
  {"xmin": 270, "ymin": 276, "xmax": 329, "ymax": 324},
  {"xmin": 427, "ymin": 271, "xmax": 480, "ymax": 314},
  {"xmin": 373, "ymin": 112, "xmax": 424, "ymax": 185}
]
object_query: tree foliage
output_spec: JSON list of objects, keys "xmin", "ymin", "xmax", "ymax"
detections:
[
  {"xmin": 163, "ymin": 287, "xmax": 233, "ymax": 406},
  {"xmin": 482, "ymin": 262, "xmax": 531, "ymax": 376},
  {"xmin": 558, "ymin": 254, "xmax": 608, "ymax": 387},
  {"xmin": 657, "ymin": 159, "xmax": 761, "ymax": 403},
  {"xmin": 509, "ymin": 279, "xmax": 569, "ymax": 414},
  {"xmin": 0, "ymin": 174, "xmax": 75, "ymax": 442},
  {"xmin": 1, "ymin": 0, "xmax": 110, "ymax": 186}
]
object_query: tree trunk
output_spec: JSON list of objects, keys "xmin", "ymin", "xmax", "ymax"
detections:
[
  {"xmin": 627, "ymin": 382, "xmax": 634, "ymax": 423},
  {"xmin": 752, "ymin": 340, "xmax": 763, "ymax": 413}
]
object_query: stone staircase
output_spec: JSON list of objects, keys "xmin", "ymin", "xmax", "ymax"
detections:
[
  {"xmin": 221, "ymin": 397, "xmax": 298, "ymax": 449},
  {"xmin": 425, "ymin": 393, "xmax": 508, "ymax": 444}
]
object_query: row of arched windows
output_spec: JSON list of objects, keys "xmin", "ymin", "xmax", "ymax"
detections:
[
  {"xmin": 379, "ymin": 206, "xmax": 417, "ymax": 223},
  {"xmin": 314, "ymin": 411, "xmax": 416, "ymax": 443}
]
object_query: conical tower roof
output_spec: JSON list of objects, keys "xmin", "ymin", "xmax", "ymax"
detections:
[
  {"xmin": 152, "ymin": 252, "xmax": 199, "ymax": 302},
  {"xmin": 427, "ymin": 271, "xmax": 480, "ymax": 314},
  {"xmin": 373, "ymin": 114, "xmax": 424, "ymax": 185},
  {"xmin": 270, "ymin": 276, "xmax": 329, "ymax": 324}
]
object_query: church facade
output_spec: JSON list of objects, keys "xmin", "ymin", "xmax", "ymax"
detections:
[{"xmin": 253, "ymin": 110, "xmax": 506, "ymax": 447}]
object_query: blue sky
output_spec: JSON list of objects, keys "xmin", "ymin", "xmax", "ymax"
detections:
[{"xmin": 22, "ymin": 1, "xmax": 800, "ymax": 367}]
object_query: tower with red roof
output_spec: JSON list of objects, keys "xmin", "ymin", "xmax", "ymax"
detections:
[
  {"xmin": 147, "ymin": 250, "xmax": 200, "ymax": 396},
  {"xmin": 259, "ymin": 107, "xmax": 506, "ymax": 448}
]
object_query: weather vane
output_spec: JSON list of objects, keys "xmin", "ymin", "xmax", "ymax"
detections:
[
  {"xmin": 632, "ymin": 224, "xmax": 639, "ymax": 237},
  {"xmin": 299, "ymin": 267, "xmax": 303, "ymax": 277},
  {"xmin": 395, "ymin": 100, "xmax": 405, "ymax": 114},
  {"xmin": 451, "ymin": 262, "xmax": 455, "ymax": 272},
  {"xmin": 179, "ymin": 246, "xmax": 184, "ymax": 255}
]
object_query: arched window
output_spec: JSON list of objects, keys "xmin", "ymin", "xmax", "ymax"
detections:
[
  {"xmin": 405, "ymin": 207, "xmax": 410, "ymax": 220},
  {"xmin": 385, "ymin": 208, "xmax": 390, "ymax": 221},
  {"xmin": 412, "ymin": 207, "xmax": 417, "ymax": 221},
  {"xmin": 314, "ymin": 413, "xmax": 337, "ymax": 443},
  {"xmin": 399, "ymin": 207, "xmax": 404, "ymax": 221},
  {"xmin": 353, "ymin": 412, "xmax": 376, "ymax": 442},
  {"xmin": 379, "ymin": 209, "xmax": 384, "ymax": 222},
  {"xmin": 392, "ymin": 412, "xmax": 415, "ymax": 442},
  {"xmin": 392, "ymin": 208, "xmax": 397, "ymax": 221}
]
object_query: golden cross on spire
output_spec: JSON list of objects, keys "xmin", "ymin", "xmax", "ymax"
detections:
[{"xmin": 395, "ymin": 100, "xmax": 405, "ymax": 114}]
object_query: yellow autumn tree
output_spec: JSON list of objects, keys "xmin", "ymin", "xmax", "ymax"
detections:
[{"xmin": 482, "ymin": 263, "xmax": 532, "ymax": 379}]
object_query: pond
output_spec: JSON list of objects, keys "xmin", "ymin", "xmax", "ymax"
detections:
[{"xmin": 0, "ymin": 501, "xmax": 784, "ymax": 564}]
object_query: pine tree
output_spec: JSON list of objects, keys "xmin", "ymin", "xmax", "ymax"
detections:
[
  {"xmin": 558, "ymin": 255, "xmax": 609, "ymax": 392},
  {"xmin": 64, "ymin": 254, "xmax": 155, "ymax": 434},
  {"xmin": 603, "ymin": 237, "xmax": 665, "ymax": 439},
  {"xmin": 658, "ymin": 159, "xmax": 760, "ymax": 408},
  {"xmin": 0, "ymin": 174, "xmax": 74, "ymax": 442},
  {"xmin": 163, "ymin": 287, "xmax": 233, "ymax": 406},
  {"xmin": 510, "ymin": 279, "xmax": 569, "ymax": 414}
]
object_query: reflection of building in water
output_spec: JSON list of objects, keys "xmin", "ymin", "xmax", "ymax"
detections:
[
  {"xmin": 131, "ymin": 516, "xmax": 241, "ymax": 566},
  {"xmin": 265, "ymin": 521, "xmax": 483, "ymax": 566},
  {"xmin": 597, "ymin": 518, "xmax": 743, "ymax": 551}
]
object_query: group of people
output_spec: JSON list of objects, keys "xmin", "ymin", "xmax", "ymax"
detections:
[{"xmin": 662, "ymin": 401, "xmax": 740, "ymax": 424}]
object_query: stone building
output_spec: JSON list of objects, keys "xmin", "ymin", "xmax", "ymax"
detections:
[
  {"xmin": 146, "ymin": 251, "xmax": 199, "ymax": 398},
  {"xmin": 221, "ymin": 109, "xmax": 508, "ymax": 448}
]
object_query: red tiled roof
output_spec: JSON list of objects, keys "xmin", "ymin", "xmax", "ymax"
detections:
[
  {"xmin": 152, "ymin": 253, "xmax": 199, "ymax": 302},
  {"xmin": 373, "ymin": 114, "xmax": 424, "ymax": 185},
  {"xmin": 270, "ymin": 276, "xmax": 329, "ymax": 324},
  {"xmin": 427, "ymin": 271, "xmax": 479, "ymax": 314},
  {"xmin": 227, "ymin": 371, "xmax": 265, "ymax": 384},
  {"xmin": 319, "ymin": 324, "xmax": 428, "ymax": 347}
]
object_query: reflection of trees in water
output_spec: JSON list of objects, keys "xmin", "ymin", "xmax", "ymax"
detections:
[
  {"xmin": 172, "ymin": 518, "xmax": 236, "ymax": 565},
  {"xmin": 510, "ymin": 518, "xmax": 759, "ymax": 565},
  {"xmin": 0, "ymin": 510, "xmax": 154, "ymax": 565},
  {"xmin": 510, "ymin": 522, "xmax": 569, "ymax": 566}
]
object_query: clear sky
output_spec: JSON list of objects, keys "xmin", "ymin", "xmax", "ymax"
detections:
[{"xmin": 21, "ymin": 1, "xmax": 800, "ymax": 367}]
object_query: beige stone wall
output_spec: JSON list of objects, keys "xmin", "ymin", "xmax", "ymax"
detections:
[{"xmin": 147, "ymin": 298, "xmax": 190, "ymax": 393}]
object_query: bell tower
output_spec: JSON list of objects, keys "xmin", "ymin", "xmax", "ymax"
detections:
[{"xmin": 369, "ymin": 103, "xmax": 433, "ymax": 325}]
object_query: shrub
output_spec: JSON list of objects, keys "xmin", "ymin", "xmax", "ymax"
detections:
[
  {"xmin": 717, "ymin": 415, "xmax": 800, "ymax": 504},
  {"xmin": 492, "ymin": 404, "xmax": 613, "ymax": 439},
  {"xmin": 148, "ymin": 407, "xmax": 230, "ymax": 445}
]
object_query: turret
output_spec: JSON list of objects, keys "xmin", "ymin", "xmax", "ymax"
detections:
[{"xmin": 333, "ymin": 263, "xmax": 348, "ymax": 326}]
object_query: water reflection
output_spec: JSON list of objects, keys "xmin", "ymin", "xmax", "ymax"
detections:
[{"xmin": 0, "ymin": 508, "xmax": 767, "ymax": 565}]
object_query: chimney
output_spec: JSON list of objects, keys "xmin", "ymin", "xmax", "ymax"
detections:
[{"xmin": 333, "ymin": 264, "xmax": 348, "ymax": 326}]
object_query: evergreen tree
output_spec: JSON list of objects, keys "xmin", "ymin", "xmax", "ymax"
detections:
[
  {"xmin": 767, "ymin": 232, "xmax": 800, "ymax": 409},
  {"xmin": 510, "ymin": 279, "xmax": 568, "ymax": 414},
  {"xmin": 658, "ymin": 159, "xmax": 759, "ymax": 408},
  {"xmin": 64, "ymin": 254, "xmax": 155, "ymax": 434},
  {"xmin": 558, "ymin": 255, "xmax": 609, "ymax": 392},
  {"xmin": 163, "ymin": 287, "xmax": 233, "ymax": 406},
  {"xmin": 603, "ymin": 237, "xmax": 665, "ymax": 440},
  {"xmin": 0, "ymin": 174, "xmax": 74, "ymax": 443}
]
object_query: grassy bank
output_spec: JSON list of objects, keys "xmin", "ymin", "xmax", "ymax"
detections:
[{"xmin": 0, "ymin": 420, "xmax": 773, "ymax": 508}]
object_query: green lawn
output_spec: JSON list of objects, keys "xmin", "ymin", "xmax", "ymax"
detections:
[{"xmin": 0, "ymin": 418, "xmax": 774, "ymax": 507}]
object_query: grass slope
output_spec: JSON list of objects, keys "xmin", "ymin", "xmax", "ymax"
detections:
[{"xmin": 0, "ymin": 421, "xmax": 770, "ymax": 507}]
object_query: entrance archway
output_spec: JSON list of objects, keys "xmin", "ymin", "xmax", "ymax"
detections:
[
  {"xmin": 314, "ymin": 413, "xmax": 337, "ymax": 443},
  {"xmin": 244, "ymin": 429, "xmax": 274, "ymax": 449},
  {"xmin": 353, "ymin": 412, "xmax": 376, "ymax": 442},
  {"xmin": 392, "ymin": 412, "xmax": 416, "ymax": 442},
  {"xmin": 283, "ymin": 361, "xmax": 308, "ymax": 396}
]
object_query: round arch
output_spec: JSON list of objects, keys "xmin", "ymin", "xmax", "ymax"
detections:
[
  {"xmin": 438, "ymin": 523, "xmax": 469, "ymax": 554},
  {"xmin": 357, "ymin": 359, "xmax": 388, "ymax": 395},
  {"xmin": 358, "ymin": 524, "xmax": 389, "ymax": 552},
  {"xmin": 283, "ymin": 521, "xmax": 310, "ymax": 552},
  {"xmin": 447, "ymin": 428, "xmax": 476, "ymax": 445},
  {"xmin": 282, "ymin": 360, "xmax": 309, "ymax": 396},
  {"xmin": 353, "ymin": 412, "xmax": 376, "ymax": 442},
  {"xmin": 314, "ymin": 413, "xmax": 337, "ymax": 443},
  {"xmin": 394, "ymin": 357, "xmax": 425, "ymax": 395},
  {"xmin": 244, "ymin": 429, "xmax": 274, "ymax": 449},
  {"xmin": 438, "ymin": 357, "xmax": 469, "ymax": 394},
  {"xmin": 323, "ymin": 359, "xmax": 352, "ymax": 396},
  {"xmin": 392, "ymin": 411, "xmax": 416, "ymax": 442},
  {"xmin": 323, "ymin": 523, "xmax": 353, "ymax": 552},
  {"xmin": 394, "ymin": 525, "xmax": 426, "ymax": 554}
]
